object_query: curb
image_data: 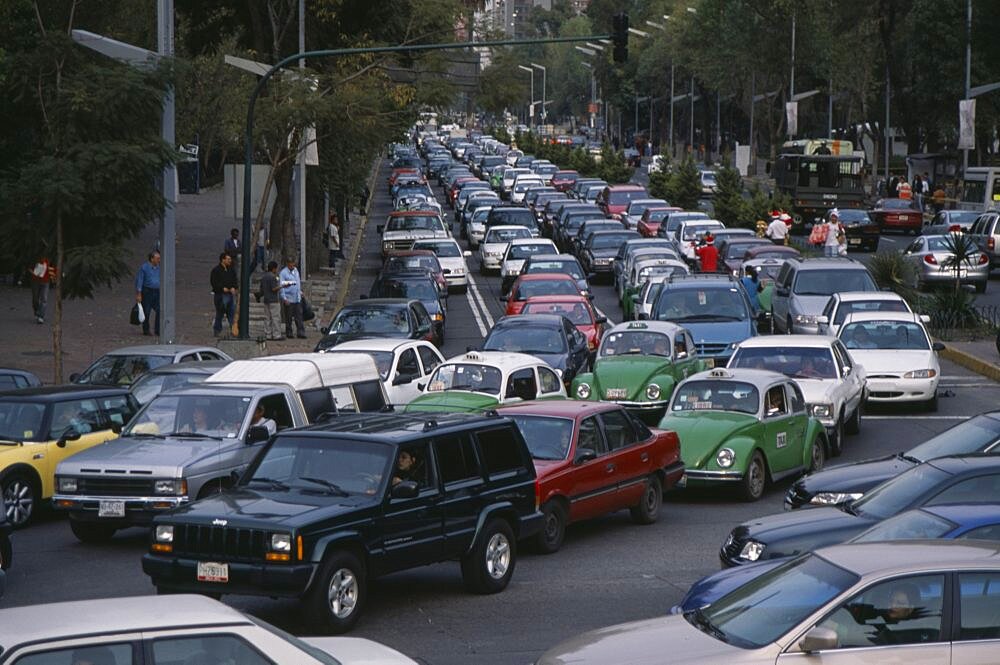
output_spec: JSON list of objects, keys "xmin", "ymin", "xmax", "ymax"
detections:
[
  {"xmin": 939, "ymin": 343, "xmax": 1000, "ymax": 383},
  {"xmin": 333, "ymin": 156, "xmax": 382, "ymax": 313}
]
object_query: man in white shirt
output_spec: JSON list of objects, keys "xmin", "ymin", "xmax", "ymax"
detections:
[
  {"xmin": 765, "ymin": 216, "xmax": 789, "ymax": 245},
  {"xmin": 251, "ymin": 404, "xmax": 277, "ymax": 435}
]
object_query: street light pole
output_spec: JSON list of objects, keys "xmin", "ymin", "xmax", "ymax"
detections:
[
  {"xmin": 518, "ymin": 65, "xmax": 534, "ymax": 128},
  {"xmin": 689, "ymin": 76, "xmax": 695, "ymax": 152},
  {"xmin": 669, "ymin": 64, "xmax": 675, "ymax": 158},
  {"xmin": 295, "ymin": 0, "xmax": 306, "ymax": 278},
  {"xmin": 884, "ymin": 63, "xmax": 890, "ymax": 181},
  {"xmin": 531, "ymin": 63, "xmax": 547, "ymax": 123},
  {"xmin": 156, "ymin": 0, "xmax": 176, "ymax": 344},
  {"xmin": 963, "ymin": 0, "xmax": 972, "ymax": 176}
]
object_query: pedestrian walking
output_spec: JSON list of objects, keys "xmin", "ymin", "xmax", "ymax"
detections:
[
  {"xmin": 359, "ymin": 185, "xmax": 371, "ymax": 214},
  {"xmin": 279, "ymin": 257, "xmax": 306, "ymax": 339},
  {"xmin": 825, "ymin": 211, "xmax": 844, "ymax": 258},
  {"xmin": 326, "ymin": 214, "xmax": 341, "ymax": 270},
  {"xmin": 257, "ymin": 261, "xmax": 283, "ymax": 341},
  {"xmin": 134, "ymin": 250, "xmax": 161, "ymax": 336},
  {"xmin": 249, "ymin": 225, "xmax": 268, "ymax": 273},
  {"xmin": 210, "ymin": 252, "xmax": 238, "ymax": 338},
  {"xmin": 29, "ymin": 254, "xmax": 55, "ymax": 324},
  {"xmin": 765, "ymin": 215, "xmax": 789, "ymax": 245},
  {"xmin": 224, "ymin": 228, "xmax": 240, "ymax": 260},
  {"xmin": 695, "ymin": 232, "xmax": 719, "ymax": 272},
  {"xmin": 897, "ymin": 178, "xmax": 912, "ymax": 200}
]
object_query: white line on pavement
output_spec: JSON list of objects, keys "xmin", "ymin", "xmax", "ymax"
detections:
[
  {"xmin": 464, "ymin": 288, "xmax": 489, "ymax": 337},
  {"xmin": 863, "ymin": 416, "xmax": 970, "ymax": 420},
  {"xmin": 466, "ymin": 273, "xmax": 495, "ymax": 330},
  {"xmin": 940, "ymin": 383, "xmax": 1000, "ymax": 388}
]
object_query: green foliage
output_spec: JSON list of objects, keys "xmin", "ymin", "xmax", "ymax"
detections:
[
  {"xmin": 648, "ymin": 170, "xmax": 671, "ymax": 201},
  {"xmin": 712, "ymin": 165, "xmax": 749, "ymax": 228},
  {"xmin": 866, "ymin": 251, "xmax": 919, "ymax": 305},
  {"xmin": 744, "ymin": 186, "xmax": 793, "ymax": 225},
  {"xmin": 666, "ymin": 157, "xmax": 701, "ymax": 211},
  {"xmin": 568, "ymin": 148, "xmax": 599, "ymax": 178},
  {"xmin": 597, "ymin": 145, "xmax": 633, "ymax": 184},
  {"xmin": 940, "ymin": 233, "xmax": 980, "ymax": 296},
  {"xmin": 921, "ymin": 290, "xmax": 983, "ymax": 337}
]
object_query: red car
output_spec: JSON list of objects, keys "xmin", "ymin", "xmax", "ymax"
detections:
[
  {"xmin": 448, "ymin": 177, "xmax": 479, "ymax": 205},
  {"xmin": 597, "ymin": 184, "xmax": 648, "ymax": 220},
  {"xmin": 637, "ymin": 206, "xmax": 682, "ymax": 237},
  {"xmin": 501, "ymin": 273, "xmax": 584, "ymax": 316},
  {"xmin": 387, "ymin": 167, "xmax": 420, "ymax": 188},
  {"xmin": 383, "ymin": 249, "xmax": 448, "ymax": 294},
  {"xmin": 498, "ymin": 400, "xmax": 684, "ymax": 553},
  {"xmin": 551, "ymin": 170, "xmax": 580, "ymax": 192},
  {"xmin": 870, "ymin": 198, "xmax": 923, "ymax": 234},
  {"xmin": 520, "ymin": 294, "xmax": 607, "ymax": 351}
]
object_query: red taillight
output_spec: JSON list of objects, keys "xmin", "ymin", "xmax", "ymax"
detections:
[
  {"xmin": 989, "ymin": 237, "xmax": 995, "ymax": 251},
  {"xmin": 949, "ymin": 224, "xmax": 961, "ymax": 232},
  {"xmin": 923, "ymin": 254, "xmax": 938, "ymax": 265},
  {"xmin": 979, "ymin": 253, "xmax": 989, "ymax": 265}
]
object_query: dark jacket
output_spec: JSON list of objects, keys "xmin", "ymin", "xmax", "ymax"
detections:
[
  {"xmin": 210, "ymin": 264, "xmax": 238, "ymax": 294},
  {"xmin": 258, "ymin": 272, "xmax": 279, "ymax": 304}
]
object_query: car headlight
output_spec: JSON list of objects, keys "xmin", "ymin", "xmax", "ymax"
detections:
[
  {"xmin": 432, "ymin": 312, "xmax": 444, "ymax": 322},
  {"xmin": 452, "ymin": 267, "xmax": 465, "ymax": 275},
  {"xmin": 810, "ymin": 492, "xmax": 864, "ymax": 506},
  {"xmin": 716, "ymin": 448, "xmax": 735, "ymax": 468},
  {"xmin": 154, "ymin": 479, "xmax": 186, "ymax": 495},
  {"xmin": 739, "ymin": 540, "xmax": 765, "ymax": 561},
  {"xmin": 794, "ymin": 314, "xmax": 819, "ymax": 325},
  {"xmin": 58, "ymin": 477, "xmax": 78, "ymax": 493},
  {"xmin": 270, "ymin": 533, "xmax": 292, "ymax": 552},
  {"xmin": 645, "ymin": 384, "xmax": 661, "ymax": 400},
  {"xmin": 155, "ymin": 525, "xmax": 174, "ymax": 543},
  {"xmin": 904, "ymin": 369, "xmax": 937, "ymax": 379},
  {"xmin": 809, "ymin": 403, "xmax": 833, "ymax": 418},
  {"xmin": 576, "ymin": 383, "xmax": 591, "ymax": 399}
]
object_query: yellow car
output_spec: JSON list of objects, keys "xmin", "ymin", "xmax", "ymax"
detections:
[{"xmin": 0, "ymin": 386, "xmax": 137, "ymax": 527}]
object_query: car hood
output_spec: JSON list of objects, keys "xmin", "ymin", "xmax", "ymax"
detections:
[
  {"xmin": 742, "ymin": 506, "xmax": 872, "ymax": 559},
  {"xmin": 591, "ymin": 356, "xmax": 674, "ymax": 398},
  {"xmin": 302, "ymin": 637, "xmax": 417, "ymax": 665},
  {"xmin": 791, "ymin": 294, "xmax": 833, "ymax": 316},
  {"xmin": 684, "ymin": 320, "xmax": 753, "ymax": 347},
  {"xmin": 793, "ymin": 378, "xmax": 842, "ymax": 404},
  {"xmin": 663, "ymin": 412, "xmax": 758, "ymax": 469},
  {"xmin": 673, "ymin": 559, "xmax": 786, "ymax": 614},
  {"xmin": 383, "ymin": 229, "xmax": 447, "ymax": 241},
  {"xmin": 795, "ymin": 454, "xmax": 916, "ymax": 499},
  {"xmin": 520, "ymin": 350, "xmax": 567, "ymax": 371},
  {"xmin": 315, "ymin": 331, "xmax": 405, "ymax": 351},
  {"xmin": 161, "ymin": 487, "xmax": 376, "ymax": 528},
  {"xmin": 843, "ymin": 349, "xmax": 935, "ymax": 374},
  {"xmin": 537, "ymin": 615, "xmax": 744, "ymax": 665},
  {"xmin": 403, "ymin": 391, "xmax": 501, "ymax": 413},
  {"xmin": 57, "ymin": 436, "xmax": 245, "ymax": 477},
  {"xmin": 437, "ymin": 257, "xmax": 466, "ymax": 272}
]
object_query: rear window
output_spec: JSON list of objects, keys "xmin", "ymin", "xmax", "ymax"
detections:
[
  {"xmin": 608, "ymin": 190, "xmax": 646, "ymax": 205},
  {"xmin": 488, "ymin": 209, "xmax": 536, "ymax": 226},
  {"xmin": 476, "ymin": 427, "xmax": 525, "ymax": 477},
  {"xmin": 834, "ymin": 299, "xmax": 909, "ymax": 325}
]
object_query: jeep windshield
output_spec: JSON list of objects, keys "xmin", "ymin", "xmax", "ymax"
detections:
[
  {"xmin": 730, "ymin": 346, "xmax": 838, "ymax": 380},
  {"xmin": 599, "ymin": 331, "xmax": 672, "ymax": 358},
  {"xmin": 247, "ymin": 436, "xmax": 392, "ymax": 497},
  {"xmin": 507, "ymin": 414, "xmax": 574, "ymax": 461},
  {"xmin": 793, "ymin": 269, "xmax": 876, "ymax": 296},
  {"xmin": 124, "ymin": 394, "xmax": 249, "ymax": 439},
  {"xmin": 671, "ymin": 380, "xmax": 760, "ymax": 415},
  {"xmin": 426, "ymin": 363, "xmax": 502, "ymax": 394}
]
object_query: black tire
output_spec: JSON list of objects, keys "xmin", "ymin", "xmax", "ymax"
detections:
[
  {"xmin": 828, "ymin": 415, "xmax": 845, "ymax": 457},
  {"xmin": 808, "ymin": 437, "xmax": 826, "ymax": 473},
  {"xmin": 925, "ymin": 392, "xmax": 939, "ymax": 413},
  {"xmin": 306, "ymin": 550, "xmax": 366, "ymax": 634},
  {"xmin": 533, "ymin": 501, "xmax": 567, "ymax": 554},
  {"xmin": 461, "ymin": 518, "xmax": 516, "ymax": 594},
  {"xmin": 845, "ymin": 400, "xmax": 862, "ymax": 435},
  {"xmin": 740, "ymin": 451, "xmax": 767, "ymax": 502},
  {"xmin": 1, "ymin": 471, "xmax": 38, "ymax": 528},
  {"xmin": 976, "ymin": 281, "xmax": 987, "ymax": 294},
  {"xmin": 69, "ymin": 518, "xmax": 117, "ymax": 544},
  {"xmin": 629, "ymin": 475, "xmax": 663, "ymax": 525}
]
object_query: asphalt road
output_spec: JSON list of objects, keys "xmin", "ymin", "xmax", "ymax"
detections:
[{"xmin": 4, "ymin": 160, "xmax": 1000, "ymax": 665}]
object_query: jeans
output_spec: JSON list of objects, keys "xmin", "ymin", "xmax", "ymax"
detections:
[
  {"xmin": 328, "ymin": 249, "xmax": 337, "ymax": 268},
  {"xmin": 141, "ymin": 287, "xmax": 160, "ymax": 335},
  {"xmin": 283, "ymin": 301, "xmax": 304, "ymax": 336},
  {"xmin": 31, "ymin": 281, "xmax": 48, "ymax": 320},
  {"xmin": 824, "ymin": 244, "xmax": 839, "ymax": 257},
  {"xmin": 213, "ymin": 293, "xmax": 235, "ymax": 334},
  {"xmin": 249, "ymin": 245, "xmax": 266, "ymax": 272}
]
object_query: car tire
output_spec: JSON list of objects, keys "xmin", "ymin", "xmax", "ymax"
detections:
[
  {"xmin": 69, "ymin": 518, "xmax": 117, "ymax": 544},
  {"xmin": 808, "ymin": 437, "xmax": 826, "ymax": 473},
  {"xmin": 1, "ymin": 472, "xmax": 38, "ymax": 528},
  {"xmin": 740, "ymin": 451, "xmax": 767, "ymax": 502},
  {"xmin": 845, "ymin": 401, "xmax": 862, "ymax": 435},
  {"xmin": 461, "ymin": 518, "xmax": 516, "ymax": 595},
  {"xmin": 976, "ymin": 281, "xmax": 987, "ymax": 294},
  {"xmin": 533, "ymin": 501, "xmax": 567, "ymax": 554},
  {"xmin": 786, "ymin": 317, "xmax": 794, "ymax": 335},
  {"xmin": 925, "ymin": 392, "xmax": 939, "ymax": 413},
  {"xmin": 829, "ymin": 415, "xmax": 845, "ymax": 457},
  {"xmin": 630, "ymin": 475, "xmax": 663, "ymax": 525},
  {"xmin": 306, "ymin": 550, "xmax": 366, "ymax": 634}
]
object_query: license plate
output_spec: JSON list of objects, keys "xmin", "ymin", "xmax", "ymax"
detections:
[
  {"xmin": 849, "ymin": 238, "xmax": 861, "ymax": 245},
  {"xmin": 605, "ymin": 388, "xmax": 628, "ymax": 399},
  {"xmin": 98, "ymin": 500, "xmax": 125, "ymax": 518},
  {"xmin": 197, "ymin": 562, "xmax": 229, "ymax": 583}
]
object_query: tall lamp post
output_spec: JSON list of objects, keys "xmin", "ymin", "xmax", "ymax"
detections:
[
  {"xmin": 530, "ymin": 63, "xmax": 547, "ymax": 123},
  {"xmin": 517, "ymin": 65, "xmax": 535, "ymax": 128}
]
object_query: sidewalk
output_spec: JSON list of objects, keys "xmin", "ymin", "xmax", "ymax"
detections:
[{"xmin": 939, "ymin": 338, "xmax": 1000, "ymax": 382}]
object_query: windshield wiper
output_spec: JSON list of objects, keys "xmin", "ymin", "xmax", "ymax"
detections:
[
  {"xmin": 897, "ymin": 452, "xmax": 922, "ymax": 464},
  {"xmin": 685, "ymin": 608, "xmax": 730, "ymax": 643},
  {"xmin": 126, "ymin": 432, "xmax": 166, "ymax": 439},
  {"xmin": 163, "ymin": 431, "xmax": 223, "ymax": 440},
  {"xmin": 248, "ymin": 477, "xmax": 290, "ymax": 491},
  {"xmin": 298, "ymin": 476, "xmax": 350, "ymax": 497}
]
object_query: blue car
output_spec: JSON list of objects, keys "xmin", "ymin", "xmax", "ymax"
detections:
[{"xmin": 671, "ymin": 503, "xmax": 1000, "ymax": 614}]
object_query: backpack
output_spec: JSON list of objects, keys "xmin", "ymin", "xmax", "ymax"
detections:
[{"xmin": 809, "ymin": 223, "xmax": 829, "ymax": 245}]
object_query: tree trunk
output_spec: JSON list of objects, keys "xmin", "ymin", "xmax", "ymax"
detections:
[
  {"xmin": 53, "ymin": 211, "xmax": 64, "ymax": 384},
  {"xmin": 269, "ymin": 161, "xmax": 294, "ymax": 262}
]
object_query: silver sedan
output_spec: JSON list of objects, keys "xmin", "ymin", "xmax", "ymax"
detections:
[{"xmin": 902, "ymin": 233, "xmax": 989, "ymax": 293}]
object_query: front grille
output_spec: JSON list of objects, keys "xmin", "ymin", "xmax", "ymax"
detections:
[
  {"xmin": 172, "ymin": 524, "xmax": 268, "ymax": 562},
  {"xmin": 696, "ymin": 343, "xmax": 728, "ymax": 356},
  {"xmin": 868, "ymin": 374, "xmax": 901, "ymax": 379},
  {"xmin": 77, "ymin": 477, "xmax": 154, "ymax": 496},
  {"xmin": 785, "ymin": 483, "xmax": 812, "ymax": 509},
  {"xmin": 385, "ymin": 239, "xmax": 414, "ymax": 251},
  {"xmin": 870, "ymin": 391, "xmax": 904, "ymax": 398}
]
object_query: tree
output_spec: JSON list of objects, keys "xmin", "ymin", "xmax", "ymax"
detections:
[
  {"xmin": 597, "ymin": 145, "xmax": 633, "ymax": 184},
  {"xmin": 667, "ymin": 157, "xmax": 702, "ymax": 210},
  {"xmin": 713, "ymin": 165, "xmax": 749, "ymax": 228}
]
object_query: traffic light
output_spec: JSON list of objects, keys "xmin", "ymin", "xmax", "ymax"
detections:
[{"xmin": 612, "ymin": 12, "xmax": 629, "ymax": 63}]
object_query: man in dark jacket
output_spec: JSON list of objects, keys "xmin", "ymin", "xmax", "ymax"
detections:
[{"xmin": 210, "ymin": 252, "xmax": 238, "ymax": 337}]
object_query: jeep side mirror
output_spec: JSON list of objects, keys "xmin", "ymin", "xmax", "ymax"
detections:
[
  {"xmin": 392, "ymin": 480, "xmax": 419, "ymax": 499},
  {"xmin": 816, "ymin": 315, "xmax": 829, "ymax": 324},
  {"xmin": 932, "ymin": 341, "xmax": 945, "ymax": 352},
  {"xmin": 798, "ymin": 626, "xmax": 837, "ymax": 653},
  {"xmin": 246, "ymin": 425, "xmax": 270, "ymax": 445},
  {"xmin": 574, "ymin": 448, "xmax": 598, "ymax": 464},
  {"xmin": 56, "ymin": 427, "xmax": 82, "ymax": 448}
]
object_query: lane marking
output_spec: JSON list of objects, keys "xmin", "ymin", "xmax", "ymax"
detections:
[
  {"xmin": 466, "ymin": 272, "xmax": 496, "ymax": 329},
  {"xmin": 464, "ymin": 287, "xmax": 489, "ymax": 337},
  {"xmin": 863, "ymin": 416, "xmax": 970, "ymax": 420},
  {"xmin": 940, "ymin": 383, "xmax": 1000, "ymax": 388}
]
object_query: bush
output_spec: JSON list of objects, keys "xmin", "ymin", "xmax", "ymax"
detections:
[
  {"xmin": 921, "ymin": 290, "xmax": 984, "ymax": 337},
  {"xmin": 648, "ymin": 170, "xmax": 670, "ymax": 201},
  {"xmin": 866, "ymin": 250, "xmax": 919, "ymax": 305},
  {"xmin": 598, "ymin": 145, "xmax": 633, "ymax": 184},
  {"xmin": 666, "ymin": 157, "xmax": 701, "ymax": 210},
  {"xmin": 713, "ymin": 165, "xmax": 749, "ymax": 228}
]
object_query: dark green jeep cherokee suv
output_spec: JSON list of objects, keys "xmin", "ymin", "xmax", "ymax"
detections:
[{"xmin": 142, "ymin": 411, "xmax": 543, "ymax": 633}]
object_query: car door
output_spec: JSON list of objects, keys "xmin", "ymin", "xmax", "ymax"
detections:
[
  {"xmin": 389, "ymin": 347, "xmax": 423, "ymax": 404},
  {"xmin": 598, "ymin": 408, "xmax": 651, "ymax": 508},
  {"xmin": 832, "ymin": 340, "xmax": 864, "ymax": 416},
  {"xmin": 566, "ymin": 415, "xmax": 618, "ymax": 521},
  {"xmin": 953, "ymin": 570, "xmax": 1000, "ymax": 663},
  {"xmin": 433, "ymin": 432, "xmax": 487, "ymax": 559},
  {"xmin": 378, "ymin": 440, "xmax": 445, "ymax": 573},
  {"xmin": 673, "ymin": 331, "xmax": 700, "ymax": 380},
  {"xmin": 417, "ymin": 343, "xmax": 444, "ymax": 383},
  {"xmin": 760, "ymin": 384, "xmax": 801, "ymax": 475},
  {"xmin": 771, "ymin": 264, "xmax": 793, "ymax": 328},
  {"xmin": 783, "ymin": 382, "xmax": 810, "ymax": 467}
]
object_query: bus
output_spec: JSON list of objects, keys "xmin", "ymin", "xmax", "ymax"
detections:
[{"xmin": 771, "ymin": 153, "xmax": 867, "ymax": 233}]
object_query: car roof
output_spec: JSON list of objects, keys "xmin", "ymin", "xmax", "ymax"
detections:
[
  {"xmin": 607, "ymin": 185, "xmax": 646, "ymax": 191},
  {"xmin": 100, "ymin": 345, "xmax": 218, "ymax": 356},
  {"xmin": 816, "ymin": 540, "xmax": 1000, "ymax": 577},
  {"xmin": 445, "ymin": 350, "xmax": 544, "ymax": 368},
  {"xmin": 387, "ymin": 210, "xmax": 440, "ymax": 217},
  {"xmin": 606, "ymin": 320, "xmax": 683, "ymax": 336},
  {"xmin": 521, "ymin": 294, "xmax": 590, "ymax": 305},
  {"xmin": 737, "ymin": 334, "xmax": 837, "ymax": 349},
  {"xmin": 509, "ymin": 238, "xmax": 556, "ymax": 246},
  {"xmin": 0, "ymin": 595, "xmax": 249, "ymax": 651},
  {"xmin": 684, "ymin": 367, "xmax": 788, "ymax": 390},
  {"xmin": 139, "ymin": 360, "xmax": 230, "ymax": 377},
  {"xmin": 745, "ymin": 245, "xmax": 800, "ymax": 257},
  {"xmin": 497, "ymin": 399, "xmax": 621, "ymax": 419},
  {"xmin": 514, "ymin": 272, "xmax": 576, "ymax": 283},
  {"xmin": 0, "ymin": 385, "xmax": 130, "ymax": 400},
  {"xmin": 840, "ymin": 311, "xmax": 924, "ymax": 324},
  {"xmin": 387, "ymin": 249, "xmax": 436, "ymax": 257},
  {"xmin": 526, "ymin": 254, "xmax": 579, "ymax": 264},
  {"xmin": 834, "ymin": 291, "xmax": 906, "ymax": 303},
  {"xmin": 343, "ymin": 298, "xmax": 415, "ymax": 309},
  {"xmin": 787, "ymin": 256, "xmax": 866, "ymax": 269}
]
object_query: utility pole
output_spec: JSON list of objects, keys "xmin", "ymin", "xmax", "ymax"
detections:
[
  {"xmin": 295, "ymin": 0, "xmax": 306, "ymax": 278},
  {"xmin": 689, "ymin": 76, "xmax": 694, "ymax": 152},
  {"xmin": 963, "ymin": 0, "xmax": 972, "ymax": 176},
  {"xmin": 828, "ymin": 77, "xmax": 833, "ymax": 137},
  {"xmin": 884, "ymin": 63, "xmax": 890, "ymax": 181},
  {"xmin": 518, "ymin": 65, "xmax": 534, "ymax": 128},
  {"xmin": 669, "ymin": 64, "xmax": 675, "ymax": 158},
  {"xmin": 156, "ymin": 0, "xmax": 176, "ymax": 344}
]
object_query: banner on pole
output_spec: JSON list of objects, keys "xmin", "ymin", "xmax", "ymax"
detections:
[
  {"xmin": 959, "ymin": 99, "xmax": 976, "ymax": 150},
  {"xmin": 786, "ymin": 102, "xmax": 798, "ymax": 136}
]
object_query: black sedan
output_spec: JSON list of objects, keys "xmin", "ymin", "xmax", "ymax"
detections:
[
  {"xmin": 579, "ymin": 230, "xmax": 639, "ymax": 281},
  {"xmin": 481, "ymin": 314, "xmax": 590, "ymax": 385},
  {"xmin": 722, "ymin": 455, "xmax": 1000, "ymax": 567},
  {"xmin": 315, "ymin": 298, "xmax": 440, "ymax": 351},
  {"xmin": 368, "ymin": 270, "xmax": 446, "ymax": 342},
  {"xmin": 828, "ymin": 208, "xmax": 880, "ymax": 251},
  {"xmin": 786, "ymin": 411, "xmax": 1000, "ymax": 509}
]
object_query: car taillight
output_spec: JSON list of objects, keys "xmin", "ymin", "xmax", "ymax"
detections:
[
  {"xmin": 924, "ymin": 254, "xmax": 938, "ymax": 265},
  {"xmin": 949, "ymin": 224, "xmax": 961, "ymax": 233},
  {"xmin": 979, "ymin": 253, "xmax": 989, "ymax": 265},
  {"xmin": 989, "ymin": 237, "xmax": 995, "ymax": 251}
]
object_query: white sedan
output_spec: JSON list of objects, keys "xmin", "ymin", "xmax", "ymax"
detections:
[
  {"xmin": 479, "ymin": 225, "xmax": 532, "ymax": 273},
  {"xmin": 413, "ymin": 238, "xmax": 472, "ymax": 293},
  {"xmin": 838, "ymin": 311, "xmax": 942, "ymax": 411},
  {"xmin": 325, "ymin": 338, "xmax": 444, "ymax": 405},
  {"xmin": 500, "ymin": 238, "xmax": 559, "ymax": 291}
]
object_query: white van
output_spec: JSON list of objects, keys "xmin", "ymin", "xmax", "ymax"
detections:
[{"xmin": 959, "ymin": 167, "xmax": 1000, "ymax": 212}]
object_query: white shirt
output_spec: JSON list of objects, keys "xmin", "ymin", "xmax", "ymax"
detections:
[
  {"xmin": 826, "ymin": 220, "xmax": 842, "ymax": 246},
  {"xmin": 254, "ymin": 417, "xmax": 276, "ymax": 435},
  {"xmin": 766, "ymin": 219, "xmax": 788, "ymax": 239}
]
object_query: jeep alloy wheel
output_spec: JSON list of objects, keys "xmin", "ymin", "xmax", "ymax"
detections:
[{"xmin": 328, "ymin": 568, "xmax": 359, "ymax": 619}]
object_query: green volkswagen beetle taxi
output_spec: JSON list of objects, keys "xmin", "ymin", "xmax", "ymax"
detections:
[
  {"xmin": 571, "ymin": 321, "xmax": 706, "ymax": 423},
  {"xmin": 659, "ymin": 367, "xmax": 828, "ymax": 501}
]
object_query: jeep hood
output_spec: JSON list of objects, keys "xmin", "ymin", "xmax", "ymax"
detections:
[
  {"xmin": 57, "ymin": 436, "xmax": 244, "ymax": 477},
  {"xmin": 662, "ymin": 412, "xmax": 758, "ymax": 469},
  {"xmin": 592, "ymin": 356, "xmax": 673, "ymax": 399},
  {"xmin": 162, "ymin": 487, "xmax": 376, "ymax": 528}
]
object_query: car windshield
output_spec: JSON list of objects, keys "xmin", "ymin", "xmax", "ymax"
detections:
[
  {"xmin": 590, "ymin": 233, "xmax": 635, "ymax": 250},
  {"xmin": 247, "ymin": 435, "xmax": 392, "ymax": 496},
  {"xmin": 834, "ymin": 299, "xmax": 909, "ymax": 324},
  {"xmin": 510, "ymin": 243, "xmax": 554, "ymax": 260},
  {"xmin": 76, "ymin": 354, "xmax": 173, "ymax": 385},
  {"xmin": 653, "ymin": 287, "xmax": 749, "ymax": 322},
  {"xmin": 698, "ymin": 553, "xmax": 859, "ymax": 649},
  {"xmin": 385, "ymin": 255, "xmax": 440, "ymax": 273},
  {"xmin": 507, "ymin": 414, "xmax": 574, "ymax": 461},
  {"xmin": 0, "ymin": 401, "xmax": 46, "ymax": 442},
  {"xmin": 599, "ymin": 331, "xmax": 672, "ymax": 357},
  {"xmin": 851, "ymin": 509, "xmax": 954, "ymax": 543},
  {"xmin": 794, "ymin": 269, "xmax": 877, "ymax": 296},
  {"xmin": 484, "ymin": 326, "xmax": 567, "ymax": 354},
  {"xmin": 129, "ymin": 371, "xmax": 210, "ymax": 406},
  {"xmin": 427, "ymin": 363, "xmax": 502, "ymax": 394},
  {"xmin": 125, "ymin": 394, "xmax": 250, "ymax": 439},
  {"xmin": 646, "ymin": 209, "xmax": 672, "ymax": 221},
  {"xmin": 515, "ymin": 279, "xmax": 579, "ymax": 300},
  {"xmin": 386, "ymin": 215, "xmax": 441, "ymax": 232},
  {"xmin": 490, "ymin": 209, "xmax": 535, "ymax": 226},
  {"xmin": 414, "ymin": 241, "xmax": 461, "ymax": 258},
  {"xmin": 331, "ymin": 308, "xmax": 410, "ymax": 335},
  {"xmin": 486, "ymin": 228, "xmax": 530, "ymax": 243},
  {"xmin": 730, "ymin": 346, "xmax": 838, "ymax": 380},
  {"xmin": 747, "ymin": 264, "xmax": 783, "ymax": 282},
  {"xmin": 840, "ymin": 321, "xmax": 929, "ymax": 350},
  {"xmin": 378, "ymin": 279, "xmax": 439, "ymax": 301},
  {"xmin": 671, "ymin": 380, "xmax": 759, "ymax": 415},
  {"xmin": 908, "ymin": 415, "xmax": 1000, "ymax": 461},
  {"xmin": 850, "ymin": 463, "xmax": 951, "ymax": 520},
  {"xmin": 526, "ymin": 261, "xmax": 584, "ymax": 280},
  {"xmin": 328, "ymin": 350, "xmax": 393, "ymax": 381},
  {"xmin": 522, "ymin": 301, "xmax": 592, "ymax": 325},
  {"xmin": 608, "ymin": 190, "xmax": 646, "ymax": 205}
]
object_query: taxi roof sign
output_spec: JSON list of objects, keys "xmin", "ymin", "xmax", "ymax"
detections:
[
  {"xmin": 627, "ymin": 321, "xmax": 648, "ymax": 329},
  {"xmin": 709, "ymin": 368, "xmax": 733, "ymax": 379}
]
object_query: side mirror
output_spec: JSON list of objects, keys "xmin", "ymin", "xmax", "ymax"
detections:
[
  {"xmin": 463, "ymin": 250, "xmax": 472, "ymax": 257},
  {"xmin": 595, "ymin": 316, "xmax": 607, "ymax": 324},
  {"xmin": 69, "ymin": 373, "xmax": 81, "ymax": 382},
  {"xmin": 919, "ymin": 313, "xmax": 931, "ymax": 324},
  {"xmin": 574, "ymin": 448, "xmax": 598, "ymax": 465},
  {"xmin": 56, "ymin": 428, "xmax": 82, "ymax": 448},
  {"xmin": 391, "ymin": 480, "xmax": 420, "ymax": 499},
  {"xmin": 320, "ymin": 326, "xmax": 329, "ymax": 334},
  {"xmin": 816, "ymin": 315, "xmax": 829, "ymax": 325},
  {"xmin": 416, "ymin": 382, "xmax": 426, "ymax": 391},
  {"xmin": 111, "ymin": 423, "xmax": 123, "ymax": 434},
  {"xmin": 798, "ymin": 626, "xmax": 837, "ymax": 653},
  {"xmin": 376, "ymin": 225, "xmax": 384, "ymax": 234},
  {"xmin": 393, "ymin": 372, "xmax": 415, "ymax": 386},
  {"xmin": 843, "ymin": 364, "xmax": 852, "ymax": 376},
  {"xmin": 932, "ymin": 341, "xmax": 946, "ymax": 352},
  {"xmin": 246, "ymin": 425, "xmax": 270, "ymax": 445}
]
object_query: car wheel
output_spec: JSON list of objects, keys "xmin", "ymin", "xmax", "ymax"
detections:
[
  {"xmin": 829, "ymin": 415, "xmax": 845, "ymax": 457},
  {"xmin": 461, "ymin": 518, "xmax": 516, "ymax": 594},
  {"xmin": 69, "ymin": 518, "xmax": 117, "ymax": 544},
  {"xmin": 925, "ymin": 392, "xmax": 939, "ymax": 413},
  {"xmin": 630, "ymin": 475, "xmax": 663, "ymax": 525},
  {"xmin": 740, "ymin": 451, "xmax": 767, "ymax": 502},
  {"xmin": 845, "ymin": 400, "xmax": 862, "ymax": 435},
  {"xmin": 808, "ymin": 437, "xmax": 826, "ymax": 473},
  {"xmin": 786, "ymin": 317, "xmax": 794, "ymax": 335},
  {"xmin": 1, "ymin": 472, "xmax": 37, "ymax": 528},
  {"xmin": 306, "ymin": 550, "xmax": 366, "ymax": 634},
  {"xmin": 533, "ymin": 501, "xmax": 567, "ymax": 554},
  {"xmin": 976, "ymin": 280, "xmax": 987, "ymax": 294}
]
